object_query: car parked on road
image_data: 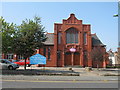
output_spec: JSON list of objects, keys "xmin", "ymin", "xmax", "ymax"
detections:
[
  {"xmin": 0, "ymin": 59, "xmax": 19, "ymax": 70},
  {"xmin": 14, "ymin": 60, "xmax": 30, "ymax": 66},
  {"xmin": 8, "ymin": 59, "xmax": 18, "ymax": 63}
]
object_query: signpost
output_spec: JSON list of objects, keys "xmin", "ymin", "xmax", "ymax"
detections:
[{"xmin": 30, "ymin": 54, "xmax": 46, "ymax": 65}]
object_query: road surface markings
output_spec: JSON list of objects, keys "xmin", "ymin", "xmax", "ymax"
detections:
[{"xmin": 1, "ymin": 80, "xmax": 118, "ymax": 83}]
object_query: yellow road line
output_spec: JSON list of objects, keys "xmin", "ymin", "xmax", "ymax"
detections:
[{"xmin": 1, "ymin": 79, "xmax": 117, "ymax": 83}]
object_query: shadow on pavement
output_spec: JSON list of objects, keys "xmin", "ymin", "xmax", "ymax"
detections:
[{"xmin": 2, "ymin": 69, "xmax": 80, "ymax": 76}]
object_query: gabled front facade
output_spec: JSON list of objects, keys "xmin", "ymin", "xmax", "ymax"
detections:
[
  {"xmin": 54, "ymin": 13, "xmax": 92, "ymax": 67},
  {"xmin": 38, "ymin": 13, "xmax": 108, "ymax": 68}
]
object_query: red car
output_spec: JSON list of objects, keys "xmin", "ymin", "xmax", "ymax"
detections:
[{"xmin": 14, "ymin": 60, "xmax": 30, "ymax": 66}]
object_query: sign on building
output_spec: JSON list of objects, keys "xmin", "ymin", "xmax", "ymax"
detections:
[{"xmin": 30, "ymin": 54, "xmax": 46, "ymax": 64}]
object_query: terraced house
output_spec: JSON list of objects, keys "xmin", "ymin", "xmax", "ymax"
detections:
[{"xmin": 2, "ymin": 14, "xmax": 108, "ymax": 68}]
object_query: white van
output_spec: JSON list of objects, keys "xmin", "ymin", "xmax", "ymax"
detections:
[{"xmin": 0, "ymin": 59, "xmax": 19, "ymax": 70}]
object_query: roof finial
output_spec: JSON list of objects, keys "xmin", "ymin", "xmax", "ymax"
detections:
[{"xmin": 70, "ymin": 13, "xmax": 75, "ymax": 17}]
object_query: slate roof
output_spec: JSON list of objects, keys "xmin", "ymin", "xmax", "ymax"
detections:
[
  {"xmin": 43, "ymin": 33, "xmax": 105, "ymax": 47},
  {"xmin": 92, "ymin": 34, "xmax": 105, "ymax": 47},
  {"xmin": 43, "ymin": 33, "xmax": 54, "ymax": 45}
]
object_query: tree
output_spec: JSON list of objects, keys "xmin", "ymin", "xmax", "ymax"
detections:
[
  {"xmin": 0, "ymin": 16, "xmax": 47, "ymax": 70},
  {"xmin": 13, "ymin": 16, "xmax": 47, "ymax": 70},
  {"xmin": 0, "ymin": 17, "xmax": 17, "ymax": 54},
  {"xmin": 91, "ymin": 47, "xmax": 106, "ymax": 68}
]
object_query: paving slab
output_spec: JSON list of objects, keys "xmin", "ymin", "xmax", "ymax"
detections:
[{"xmin": 2, "ymin": 75, "xmax": 118, "ymax": 81}]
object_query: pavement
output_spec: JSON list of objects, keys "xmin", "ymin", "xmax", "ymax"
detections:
[
  {"xmin": 2, "ymin": 75, "xmax": 119, "ymax": 81},
  {"xmin": 1, "ymin": 66, "xmax": 120, "ymax": 81},
  {"xmin": 19, "ymin": 66, "xmax": 120, "ymax": 76}
]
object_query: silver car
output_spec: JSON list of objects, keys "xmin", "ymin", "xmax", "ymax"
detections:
[{"xmin": 0, "ymin": 59, "xmax": 19, "ymax": 70}]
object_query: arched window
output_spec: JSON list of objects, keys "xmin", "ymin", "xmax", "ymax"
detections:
[
  {"xmin": 58, "ymin": 32, "xmax": 61, "ymax": 44},
  {"xmin": 84, "ymin": 32, "xmax": 87, "ymax": 45},
  {"xmin": 48, "ymin": 47, "xmax": 51, "ymax": 60},
  {"xmin": 66, "ymin": 28, "xmax": 78, "ymax": 44}
]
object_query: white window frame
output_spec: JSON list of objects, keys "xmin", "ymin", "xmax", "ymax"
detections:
[
  {"xmin": 17, "ymin": 55, "xmax": 24, "ymax": 60},
  {"xmin": 6, "ymin": 54, "xmax": 14, "ymax": 59}
]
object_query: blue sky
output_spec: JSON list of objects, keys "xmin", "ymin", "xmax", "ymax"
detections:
[{"xmin": 1, "ymin": 2, "xmax": 118, "ymax": 51}]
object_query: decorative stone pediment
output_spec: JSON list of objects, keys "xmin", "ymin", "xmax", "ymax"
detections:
[{"xmin": 63, "ymin": 13, "xmax": 82, "ymax": 24}]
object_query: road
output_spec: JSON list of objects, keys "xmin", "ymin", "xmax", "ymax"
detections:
[
  {"xmin": 1, "ymin": 68, "xmax": 119, "ymax": 89},
  {"xmin": 2, "ymin": 80, "xmax": 118, "ymax": 88}
]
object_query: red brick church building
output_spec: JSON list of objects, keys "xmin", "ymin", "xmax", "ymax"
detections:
[
  {"xmin": 1, "ymin": 14, "xmax": 108, "ymax": 68},
  {"xmin": 38, "ymin": 13, "xmax": 108, "ymax": 68}
]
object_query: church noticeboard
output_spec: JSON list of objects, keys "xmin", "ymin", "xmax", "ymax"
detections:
[{"xmin": 30, "ymin": 54, "xmax": 46, "ymax": 64}]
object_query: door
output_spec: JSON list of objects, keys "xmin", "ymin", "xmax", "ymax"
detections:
[
  {"xmin": 65, "ymin": 52, "xmax": 71, "ymax": 66},
  {"xmin": 74, "ymin": 52, "xmax": 80, "ymax": 65}
]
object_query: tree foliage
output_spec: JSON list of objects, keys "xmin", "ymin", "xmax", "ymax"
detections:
[
  {"xmin": 91, "ymin": 47, "xmax": 105, "ymax": 62},
  {"xmin": 1, "ymin": 16, "xmax": 47, "ymax": 70},
  {"xmin": 91, "ymin": 46, "xmax": 106, "ymax": 68},
  {"xmin": 13, "ymin": 16, "xmax": 47, "ymax": 59},
  {"xmin": 0, "ymin": 16, "xmax": 17, "ymax": 54}
]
